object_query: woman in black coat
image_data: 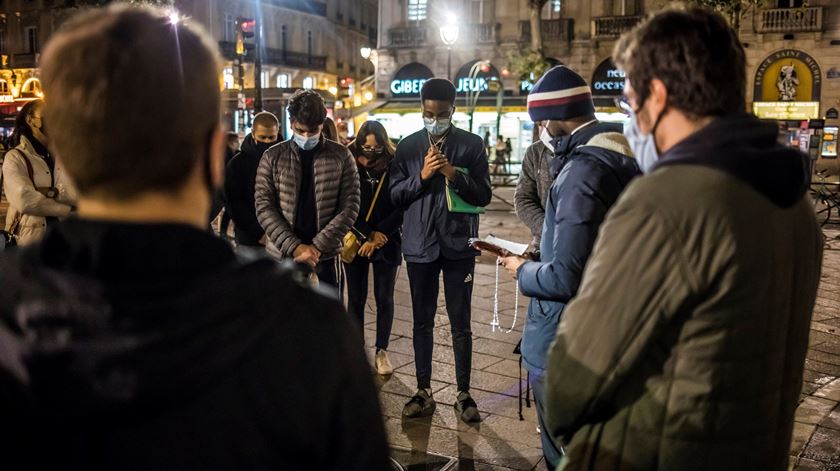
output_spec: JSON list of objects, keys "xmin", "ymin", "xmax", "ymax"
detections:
[{"xmin": 344, "ymin": 121, "xmax": 403, "ymax": 375}]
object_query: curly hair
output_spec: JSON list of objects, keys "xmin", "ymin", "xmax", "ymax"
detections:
[
  {"xmin": 287, "ymin": 89, "xmax": 327, "ymax": 128},
  {"xmin": 613, "ymin": 6, "xmax": 746, "ymax": 118}
]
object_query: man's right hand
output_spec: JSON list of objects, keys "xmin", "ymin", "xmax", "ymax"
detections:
[
  {"xmin": 420, "ymin": 147, "xmax": 446, "ymax": 181},
  {"xmin": 293, "ymin": 244, "xmax": 321, "ymax": 268}
]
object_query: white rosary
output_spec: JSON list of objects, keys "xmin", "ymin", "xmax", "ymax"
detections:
[{"xmin": 492, "ymin": 261, "xmax": 519, "ymax": 333}]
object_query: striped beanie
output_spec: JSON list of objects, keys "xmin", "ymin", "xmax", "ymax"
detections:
[{"xmin": 527, "ymin": 65, "xmax": 595, "ymax": 122}]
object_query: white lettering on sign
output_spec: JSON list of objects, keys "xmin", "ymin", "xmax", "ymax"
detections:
[
  {"xmin": 390, "ymin": 79, "xmax": 428, "ymax": 95},
  {"xmin": 606, "ymin": 69, "xmax": 625, "ymax": 79},
  {"xmin": 521, "ymin": 81, "xmax": 534, "ymax": 92},
  {"xmin": 456, "ymin": 77, "xmax": 490, "ymax": 93}
]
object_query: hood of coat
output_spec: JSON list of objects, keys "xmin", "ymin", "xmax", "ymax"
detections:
[
  {"xmin": 0, "ymin": 219, "xmax": 287, "ymax": 417},
  {"xmin": 551, "ymin": 122, "xmax": 641, "ymax": 184},
  {"xmin": 654, "ymin": 114, "xmax": 810, "ymax": 208}
]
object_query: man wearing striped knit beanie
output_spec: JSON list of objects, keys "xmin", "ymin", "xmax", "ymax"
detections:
[{"xmin": 499, "ymin": 65, "xmax": 641, "ymax": 469}]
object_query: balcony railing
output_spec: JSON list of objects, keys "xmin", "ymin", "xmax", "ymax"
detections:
[
  {"xmin": 218, "ymin": 42, "xmax": 327, "ymax": 70},
  {"xmin": 462, "ymin": 23, "xmax": 500, "ymax": 44},
  {"xmin": 388, "ymin": 26, "xmax": 427, "ymax": 48},
  {"xmin": 591, "ymin": 15, "xmax": 643, "ymax": 38},
  {"xmin": 519, "ymin": 19, "xmax": 574, "ymax": 43},
  {"xmin": 12, "ymin": 53, "xmax": 37, "ymax": 68},
  {"xmin": 756, "ymin": 7, "xmax": 823, "ymax": 33}
]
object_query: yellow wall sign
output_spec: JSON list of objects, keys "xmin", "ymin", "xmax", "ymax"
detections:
[
  {"xmin": 753, "ymin": 101, "xmax": 820, "ymax": 120},
  {"xmin": 754, "ymin": 49, "xmax": 822, "ymax": 103}
]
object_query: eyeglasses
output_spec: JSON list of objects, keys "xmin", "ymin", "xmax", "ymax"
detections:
[{"xmin": 614, "ymin": 96, "xmax": 633, "ymax": 116}]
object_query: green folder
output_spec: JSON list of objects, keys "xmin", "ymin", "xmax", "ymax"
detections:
[{"xmin": 446, "ymin": 167, "xmax": 485, "ymax": 214}]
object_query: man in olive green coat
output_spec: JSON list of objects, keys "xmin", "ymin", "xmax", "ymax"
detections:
[{"xmin": 544, "ymin": 8, "xmax": 823, "ymax": 471}]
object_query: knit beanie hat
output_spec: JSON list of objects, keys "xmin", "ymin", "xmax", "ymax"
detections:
[{"xmin": 527, "ymin": 65, "xmax": 596, "ymax": 122}]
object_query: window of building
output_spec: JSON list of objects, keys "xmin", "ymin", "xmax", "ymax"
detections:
[
  {"xmin": 260, "ymin": 71, "xmax": 270, "ymax": 88},
  {"xmin": 224, "ymin": 14, "xmax": 236, "ymax": 42},
  {"xmin": 277, "ymin": 73, "xmax": 289, "ymax": 88},
  {"xmin": 24, "ymin": 26, "xmax": 37, "ymax": 53},
  {"xmin": 407, "ymin": 0, "xmax": 427, "ymax": 22},
  {"xmin": 0, "ymin": 29, "xmax": 6, "ymax": 54},
  {"xmin": 223, "ymin": 67, "xmax": 235, "ymax": 89},
  {"xmin": 303, "ymin": 76, "xmax": 315, "ymax": 89},
  {"xmin": 776, "ymin": 0, "xmax": 805, "ymax": 7}
]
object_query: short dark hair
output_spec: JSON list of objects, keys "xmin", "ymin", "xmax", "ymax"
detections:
[
  {"xmin": 613, "ymin": 7, "xmax": 745, "ymax": 118},
  {"xmin": 288, "ymin": 89, "xmax": 326, "ymax": 128},
  {"xmin": 420, "ymin": 78, "xmax": 456, "ymax": 104},
  {"xmin": 252, "ymin": 111, "xmax": 279, "ymax": 129},
  {"xmin": 41, "ymin": 5, "xmax": 221, "ymax": 200}
]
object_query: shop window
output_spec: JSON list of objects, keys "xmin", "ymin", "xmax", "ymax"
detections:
[
  {"xmin": 303, "ymin": 76, "xmax": 315, "ymax": 89},
  {"xmin": 223, "ymin": 67, "xmax": 235, "ymax": 89},
  {"xmin": 408, "ymin": 0, "xmax": 427, "ymax": 22},
  {"xmin": 276, "ymin": 73, "xmax": 289, "ymax": 88},
  {"xmin": 260, "ymin": 71, "xmax": 270, "ymax": 88}
]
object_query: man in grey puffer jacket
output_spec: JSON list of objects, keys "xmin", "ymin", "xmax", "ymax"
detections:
[
  {"xmin": 514, "ymin": 128, "xmax": 555, "ymax": 252},
  {"xmin": 255, "ymin": 89, "xmax": 360, "ymax": 289}
]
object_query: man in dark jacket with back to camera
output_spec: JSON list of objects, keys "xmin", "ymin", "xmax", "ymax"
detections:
[
  {"xmin": 225, "ymin": 111, "xmax": 280, "ymax": 248},
  {"xmin": 541, "ymin": 7, "xmax": 822, "ymax": 470},
  {"xmin": 500, "ymin": 65, "xmax": 640, "ymax": 469},
  {"xmin": 390, "ymin": 78, "xmax": 492, "ymax": 423},
  {"xmin": 0, "ymin": 6, "xmax": 389, "ymax": 470}
]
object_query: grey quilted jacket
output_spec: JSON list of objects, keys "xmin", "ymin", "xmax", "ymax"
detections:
[{"xmin": 255, "ymin": 138, "xmax": 360, "ymax": 261}]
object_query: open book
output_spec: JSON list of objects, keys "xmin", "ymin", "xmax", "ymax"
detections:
[{"xmin": 469, "ymin": 235, "xmax": 530, "ymax": 258}]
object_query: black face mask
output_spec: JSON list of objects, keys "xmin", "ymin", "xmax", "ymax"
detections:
[
  {"xmin": 362, "ymin": 148, "xmax": 384, "ymax": 159},
  {"xmin": 255, "ymin": 140, "xmax": 276, "ymax": 156}
]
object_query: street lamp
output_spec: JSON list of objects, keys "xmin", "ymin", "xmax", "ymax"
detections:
[
  {"xmin": 360, "ymin": 47, "xmax": 372, "ymax": 61},
  {"xmin": 439, "ymin": 14, "xmax": 459, "ymax": 81}
]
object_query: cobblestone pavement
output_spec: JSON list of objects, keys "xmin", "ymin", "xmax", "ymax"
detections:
[{"xmin": 356, "ymin": 187, "xmax": 840, "ymax": 470}]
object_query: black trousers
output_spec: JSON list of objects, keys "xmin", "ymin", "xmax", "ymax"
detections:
[
  {"xmin": 406, "ymin": 256, "xmax": 475, "ymax": 392},
  {"xmin": 343, "ymin": 258, "xmax": 398, "ymax": 350}
]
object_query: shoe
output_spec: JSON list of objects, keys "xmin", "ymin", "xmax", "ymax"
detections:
[
  {"xmin": 375, "ymin": 350, "xmax": 394, "ymax": 375},
  {"xmin": 455, "ymin": 391, "xmax": 481, "ymax": 423},
  {"xmin": 403, "ymin": 389, "xmax": 436, "ymax": 418}
]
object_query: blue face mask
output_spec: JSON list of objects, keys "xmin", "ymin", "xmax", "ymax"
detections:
[
  {"xmin": 423, "ymin": 117, "xmax": 451, "ymax": 136},
  {"xmin": 624, "ymin": 107, "xmax": 664, "ymax": 174},
  {"xmin": 294, "ymin": 132, "xmax": 320, "ymax": 151}
]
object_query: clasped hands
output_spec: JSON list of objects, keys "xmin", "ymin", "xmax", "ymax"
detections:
[{"xmin": 420, "ymin": 146, "xmax": 457, "ymax": 181}]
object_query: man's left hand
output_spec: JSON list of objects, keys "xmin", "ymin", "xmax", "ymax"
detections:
[{"xmin": 499, "ymin": 255, "xmax": 526, "ymax": 279}]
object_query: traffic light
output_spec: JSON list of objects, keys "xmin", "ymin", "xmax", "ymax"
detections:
[{"xmin": 238, "ymin": 18, "xmax": 256, "ymax": 38}]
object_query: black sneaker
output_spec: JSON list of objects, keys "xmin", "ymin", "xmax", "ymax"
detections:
[
  {"xmin": 455, "ymin": 391, "xmax": 481, "ymax": 423},
  {"xmin": 403, "ymin": 389, "xmax": 436, "ymax": 418}
]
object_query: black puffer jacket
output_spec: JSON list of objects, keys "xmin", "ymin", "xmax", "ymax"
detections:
[{"xmin": 0, "ymin": 219, "xmax": 390, "ymax": 471}]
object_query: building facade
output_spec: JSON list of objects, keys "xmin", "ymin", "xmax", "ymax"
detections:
[
  {"xmin": 176, "ymin": 0, "xmax": 378, "ymax": 136},
  {"xmin": 372, "ymin": 0, "xmax": 840, "ymax": 165}
]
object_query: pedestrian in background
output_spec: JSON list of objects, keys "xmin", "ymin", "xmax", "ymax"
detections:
[
  {"xmin": 255, "ymin": 89, "xmax": 360, "ymax": 290},
  {"xmin": 2, "ymin": 98, "xmax": 76, "ymax": 246},
  {"xmin": 500, "ymin": 64, "xmax": 640, "ymax": 469},
  {"xmin": 225, "ymin": 111, "xmax": 280, "ymax": 248},
  {"xmin": 323, "ymin": 116, "xmax": 339, "ymax": 142},
  {"xmin": 0, "ymin": 6, "xmax": 389, "ymax": 470},
  {"xmin": 391, "ymin": 78, "xmax": 491, "ymax": 423},
  {"xmin": 492, "ymin": 134, "xmax": 507, "ymax": 175},
  {"xmin": 514, "ymin": 122, "xmax": 557, "ymax": 254},
  {"xmin": 344, "ymin": 120, "xmax": 403, "ymax": 375},
  {"xmin": 542, "ymin": 7, "xmax": 822, "ymax": 470}
]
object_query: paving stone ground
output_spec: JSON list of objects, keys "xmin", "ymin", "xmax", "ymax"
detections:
[{"xmin": 355, "ymin": 187, "xmax": 840, "ymax": 470}]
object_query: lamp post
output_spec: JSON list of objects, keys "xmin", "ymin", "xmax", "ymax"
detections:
[{"xmin": 439, "ymin": 15, "xmax": 459, "ymax": 81}]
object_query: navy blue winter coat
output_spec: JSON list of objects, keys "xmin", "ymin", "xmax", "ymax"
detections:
[
  {"xmin": 518, "ymin": 123, "xmax": 641, "ymax": 373},
  {"xmin": 390, "ymin": 126, "xmax": 492, "ymax": 263}
]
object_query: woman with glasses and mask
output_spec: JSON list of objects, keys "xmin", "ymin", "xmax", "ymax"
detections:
[
  {"xmin": 344, "ymin": 121, "xmax": 403, "ymax": 375},
  {"xmin": 2, "ymin": 99, "xmax": 76, "ymax": 246}
]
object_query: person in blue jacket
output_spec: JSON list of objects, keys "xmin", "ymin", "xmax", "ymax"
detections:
[
  {"xmin": 390, "ymin": 78, "xmax": 492, "ymax": 423},
  {"xmin": 499, "ymin": 65, "xmax": 641, "ymax": 469}
]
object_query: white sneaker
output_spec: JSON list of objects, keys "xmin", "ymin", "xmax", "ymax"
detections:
[{"xmin": 375, "ymin": 350, "xmax": 394, "ymax": 375}]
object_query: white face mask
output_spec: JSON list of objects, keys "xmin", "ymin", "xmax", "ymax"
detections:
[
  {"xmin": 423, "ymin": 117, "xmax": 451, "ymax": 136},
  {"xmin": 539, "ymin": 127, "xmax": 553, "ymax": 150},
  {"xmin": 624, "ymin": 107, "xmax": 664, "ymax": 174},
  {"xmin": 293, "ymin": 132, "xmax": 320, "ymax": 151}
]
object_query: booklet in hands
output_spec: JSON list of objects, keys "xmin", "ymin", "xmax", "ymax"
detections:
[{"xmin": 469, "ymin": 235, "xmax": 530, "ymax": 258}]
